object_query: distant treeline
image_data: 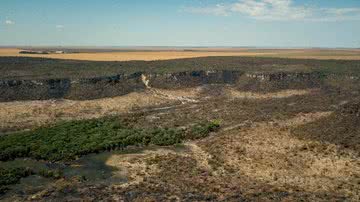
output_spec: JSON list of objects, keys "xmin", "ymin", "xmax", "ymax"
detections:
[{"xmin": 19, "ymin": 50, "xmax": 50, "ymax": 54}]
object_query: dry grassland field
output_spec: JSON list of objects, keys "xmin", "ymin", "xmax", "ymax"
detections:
[
  {"xmin": 0, "ymin": 49, "xmax": 360, "ymax": 201},
  {"xmin": 1, "ymin": 47, "xmax": 360, "ymax": 61}
]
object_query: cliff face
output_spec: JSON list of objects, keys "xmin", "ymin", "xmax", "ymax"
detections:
[
  {"xmin": 245, "ymin": 72, "xmax": 326, "ymax": 81},
  {"xmin": 146, "ymin": 70, "xmax": 243, "ymax": 89},
  {"xmin": 0, "ymin": 71, "xmax": 244, "ymax": 101},
  {"xmin": 0, "ymin": 70, "xmax": 356, "ymax": 102},
  {"xmin": 0, "ymin": 79, "xmax": 71, "ymax": 101},
  {"xmin": 0, "ymin": 73, "xmax": 144, "ymax": 102}
]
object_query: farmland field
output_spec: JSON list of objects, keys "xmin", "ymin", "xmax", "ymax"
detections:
[{"xmin": 1, "ymin": 47, "xmax": 360, "ymax": 61}]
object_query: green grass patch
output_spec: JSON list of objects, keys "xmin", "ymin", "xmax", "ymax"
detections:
[
  {"xmin": 187, "ymin": 120, "xmax": 221, "ymax": 140},
  {"xmin": 0, "ymin": 118, "xmax": 220, "ymax": 162}
]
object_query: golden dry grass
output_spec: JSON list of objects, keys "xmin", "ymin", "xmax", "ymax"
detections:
[
  {"xmin": 226, "ymin": 88, "xmax": 315, "ymax": 99},
  {"xmin": 0, "ymin": 87, "xmax": 202, "ymax": 131},
  {"xmin": 0, "ymin": 91, "xmax": 171, "ymax": 131},
  {"xmin": 269, "ymin": 49, "xmax": 360, "ymax": 60},
  {"xmin": 0, "ymin": 87, "xmax": 315, "ymax": 132},
  {"xmin": 0, "ymin": 48, "xmax": 20, "ymax": 56},
  {"xmin": 0, "ymin": 48, "xmax": 271, "ymax": 61},
  {"xmin": 201, "ymin": 111, "xmax": 360, "ymax": 199},
  {"xmin": 1, "ymin": 48, "xmax": 360, "ymax": 61}
]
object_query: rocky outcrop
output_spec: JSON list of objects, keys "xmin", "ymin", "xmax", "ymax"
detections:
[
  {"xmin": 0, "ymin": 73, "xmax": 145, "ymax": 102},
  {"xmin": 245, "ymin": 72, "xmax": 327, "ymax": 81},
  {"xmin": 0, "ymin": 70, "xmax": 243, "ymax": 102},
  {"xmin": 146, "ymin": 70, "xmax": 243, "ymax": 89},
  {"xmin": 68, "ymin": 73, "xmax": 145, "ymax": 100},
  {"xmin": 0, "ymin": 79, "xmax": 69, "ymax": 101},
  {"xmin": 0, "ymin": 70, "xmax": 357, "ymax": 102},
  {"xmin": 240, "ymin": 72, "xmax": 329, "ymax": 91}
]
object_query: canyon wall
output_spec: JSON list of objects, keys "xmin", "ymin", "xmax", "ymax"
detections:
[{"xmin": 0, "ymin": 71, "xmax": 357, "ymax": 102}]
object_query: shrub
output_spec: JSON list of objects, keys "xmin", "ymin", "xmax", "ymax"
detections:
[
  {"xmin": 150, "ymin": 128, "xmax": 184, "ymax": 146},
  {"xmin": 187, "ymin": 120, "xmax": 221, "ymax": 140},
  {"xmin": 0, "ymin": 118, "xmax": 220, "ymax": 162},
  {"xmin": 38, "ymin": 169, "xmax": 63, "ymax": 179},
  {"xmin": 0, "ymin": 167, "xmax": 33, "ymax": 194}
]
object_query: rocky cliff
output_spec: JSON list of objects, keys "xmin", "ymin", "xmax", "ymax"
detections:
[{"xmin": 1, "ymin": 70, "xmax": 356, "ymax": 102}]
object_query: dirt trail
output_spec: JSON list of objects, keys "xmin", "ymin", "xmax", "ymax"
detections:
[
  {"xmin": 141, "ymin": 73, "xmax": 201, "ymax": 104},
  {"xmin": 149, "ymin": 88, "xmax": 200, "ymax": 104}
]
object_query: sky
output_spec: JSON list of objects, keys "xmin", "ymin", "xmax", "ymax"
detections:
[{"xmin": 1, "ymin": 0, "xmax": 360, "ymax": 48}]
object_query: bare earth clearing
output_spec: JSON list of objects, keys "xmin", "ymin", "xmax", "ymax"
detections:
[{"xmin": 1, "ymin": 48, "xmax": 360, "ymax": 61}]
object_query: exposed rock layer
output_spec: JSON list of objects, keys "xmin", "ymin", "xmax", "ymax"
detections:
[{"xmin": 0, "ymin": 71, "xmax": 354, "ymax": 102}]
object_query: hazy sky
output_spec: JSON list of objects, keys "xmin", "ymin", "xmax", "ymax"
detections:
[{"xmin": 1, "ymin": 0, "xmax": 360, "ymax": 47}]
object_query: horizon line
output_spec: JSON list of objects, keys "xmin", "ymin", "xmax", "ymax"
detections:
[{"xmin": 1, "ymin": 45, "xmax": 359, "ymax": 50}]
